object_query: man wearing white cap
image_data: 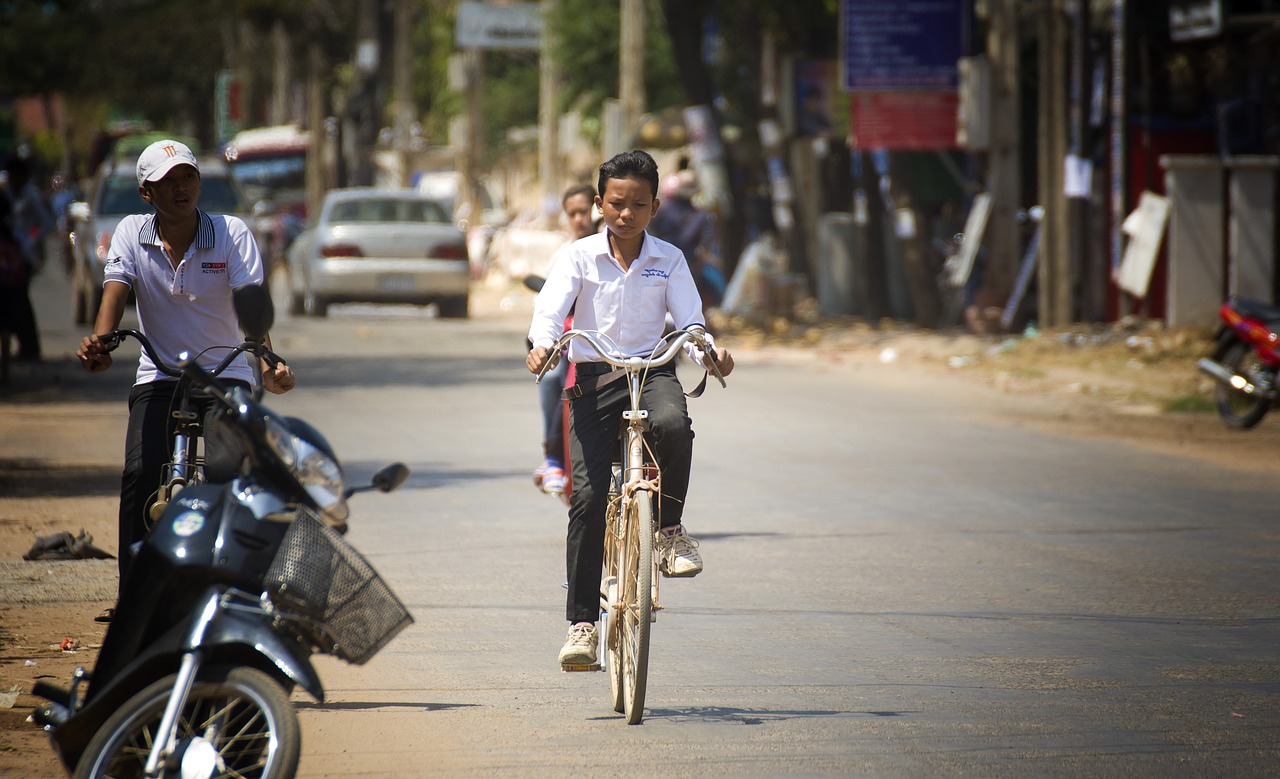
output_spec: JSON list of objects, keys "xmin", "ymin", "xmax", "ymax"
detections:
[{"xmin": 76, "ymin": 139, "xmax": 296, "ymax": 621}]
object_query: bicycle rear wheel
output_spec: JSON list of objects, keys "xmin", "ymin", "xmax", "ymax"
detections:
[{"xmin": 614, "ymin": 488, "xmax": 653, "ymax": 724}]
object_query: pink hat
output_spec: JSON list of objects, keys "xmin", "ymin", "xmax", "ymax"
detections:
[{"xmin": 136, "ymin": 140, "xmax": 200, "ymax": 185}]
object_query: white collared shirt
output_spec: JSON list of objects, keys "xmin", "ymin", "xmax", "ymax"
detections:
[
  {"xmin": 529, "ymin": 230, "xmax": 714, "ymax": 365},
  {"xmin": 103, "ymin": 209, "xmax": 264, "ymax": 385}
]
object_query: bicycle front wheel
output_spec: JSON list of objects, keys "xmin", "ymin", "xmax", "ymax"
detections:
[{"xmin": 616, "ymin": 488, "xmax": 653, "ymax": 724}]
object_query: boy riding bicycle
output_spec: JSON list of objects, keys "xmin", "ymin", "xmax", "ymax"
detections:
[{"xmin": 526, "ymin": 150, "xmax": 735, "ymax": 666}]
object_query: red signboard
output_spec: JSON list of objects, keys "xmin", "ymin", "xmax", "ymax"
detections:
[{"xmin": 850, "ymin": 91, "xmax": 958, "ymax": 150}]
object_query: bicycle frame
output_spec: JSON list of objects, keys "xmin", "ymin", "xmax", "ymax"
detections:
[
  {"xmin": 102, "ymin": 328, "xmax": 280, "ymax": 525},
  {"xmin": 536, "ymin": 326, "xmax": 723, "ymax": 723}
]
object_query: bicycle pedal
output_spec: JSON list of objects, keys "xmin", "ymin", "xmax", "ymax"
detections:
[{"xmin": 561, "ymin": 663, "xmax": 601, "ymax": 672}]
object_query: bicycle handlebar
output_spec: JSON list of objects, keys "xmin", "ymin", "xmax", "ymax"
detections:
[
  {"xmin": 536, "ymin": 327, "xmax": 726, "ymax": 388},
  {"xmin": 101, "ymin": 328, "xmax": 285, "ymax": 384}
]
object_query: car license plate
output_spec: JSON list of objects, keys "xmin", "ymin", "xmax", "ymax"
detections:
[{"xmin": 379, "ymin": 274, "xmax": 414, "ymax": 292}]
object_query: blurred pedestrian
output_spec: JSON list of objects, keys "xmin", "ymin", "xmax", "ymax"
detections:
[
  {"xmin": 531, "ymin": 184, "xmax": 597, "ymax": 498},
  {"xmin": 49, "ymin": 174, "xmax": 78, "ymax": 274},
  {"xmin": 1, "ymin": 156, "xmax": 51, "ymax": 361},
  {"xmin": 648, "ymin": 168, "xmax": 724, "ymax": 319}
]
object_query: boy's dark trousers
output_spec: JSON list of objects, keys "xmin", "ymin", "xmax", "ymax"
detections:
[
  {"xmin": 116, "ymin": 378, "xmax": 249, "ymax": 597},
  {"xmin": 563, "ymin": 362, "xmax": 693, "ymax": 624}
]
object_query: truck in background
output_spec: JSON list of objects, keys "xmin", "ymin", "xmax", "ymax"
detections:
[{"xmin": 223, "ymin": 124, "xmax": 310, "ymax": 278}]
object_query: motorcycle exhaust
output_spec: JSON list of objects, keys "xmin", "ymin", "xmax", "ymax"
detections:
[{"xmin": 1197, "ymin": 358, "xmax": 1277, "ymax": 400}]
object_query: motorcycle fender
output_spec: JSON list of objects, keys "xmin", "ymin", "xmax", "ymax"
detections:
[
  {"xmin": 48, "ymin": 611, "xmax": 324, "ymax": 770},
  {"xmin": 201, "ymin": 607, "xmax": 326, "ymax": 702}
]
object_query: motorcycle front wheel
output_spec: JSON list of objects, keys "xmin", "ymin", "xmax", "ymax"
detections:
[
  {"xmin": 1214, "ymin": 341, "xmax": 1274, "ymax": 430},
  {"xmin": 74, "ymin": 665, "xmax": 299, "ymax": 779}
]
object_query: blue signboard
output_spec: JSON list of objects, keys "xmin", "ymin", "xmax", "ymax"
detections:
[{"xmin": 842, "ymin": 0, "xmax": 963, "ymax": 92}]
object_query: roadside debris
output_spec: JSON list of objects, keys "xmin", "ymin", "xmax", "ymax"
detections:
[{"xmin": 23, "ymin": 529, "xmax": 114, "ymax": 561}]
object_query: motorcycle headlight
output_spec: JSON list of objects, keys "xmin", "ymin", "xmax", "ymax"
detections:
[{"xmin": 262, "ymin": 416, "xmax": 348, "ymax": 522}]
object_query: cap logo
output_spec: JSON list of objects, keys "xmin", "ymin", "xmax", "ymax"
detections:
[{"xmin": 161, "ymin": 145, "xmax": 178, "ymax": 158}]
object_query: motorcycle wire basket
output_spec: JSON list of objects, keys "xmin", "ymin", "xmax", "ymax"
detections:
[{"xmin": 264, "ymin": 510, "xmax": 413, "ymax": 665}]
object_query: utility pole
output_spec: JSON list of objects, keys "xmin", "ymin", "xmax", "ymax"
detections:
[
  {"xmin": 619, "ymin": 0, "xmax": 645, "ymax": 145},
  {"xmin": 462, "ymin": 46, "xmax": 485, "ymax": 227},
  {"xmin": 1039, "ymin": 0, "xmax": 1071, "ymax": 327},
  {"xmin": 306, "ymin": 36, "xmax": 327, "ymax": 219},
  {"xmin": 982, "ymin": 0, "xmax": 1022, "ymax": 315},
  {"xmin": 352, "ymin": 0, "xmax": 380, "ymax": 187},
  {"xmin": 539, "ymin": 0, "xmax": 562, "ymax": 223},
  {"xmin": 391, "ymin": 0, "xmax": 415, "ymax": 188}
]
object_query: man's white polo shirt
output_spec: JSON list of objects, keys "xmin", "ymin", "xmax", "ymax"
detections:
[{"xmin": 104, "ymin": 209, "xmax": 264, "ymax": 386}]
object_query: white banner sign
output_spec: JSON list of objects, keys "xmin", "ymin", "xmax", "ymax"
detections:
[{"xmin": 457, "ymin": 2, "xmax": 542, "ymax": 49}]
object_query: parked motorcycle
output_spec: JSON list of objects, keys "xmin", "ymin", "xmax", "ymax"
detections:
[
  {"xmin": 33, "ymin": 285, "xmax": 414, "ymax": 778},
  {"xmin": 1196, "ymin": 296, "xmax": 1280, "ymax": 429}
]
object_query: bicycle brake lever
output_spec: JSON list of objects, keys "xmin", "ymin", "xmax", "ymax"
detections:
[{"xmin": 534, "ymin": 344, "xmax": 563, "ymax": 385}]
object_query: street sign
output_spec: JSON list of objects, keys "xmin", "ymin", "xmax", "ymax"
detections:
[
  {"xmin": 851, "ymin": 91, "xmax": 958, "ymax": 150},
  {"xmin": 456, "ymin": 2, "xmax": 542, "ymax": 50},
  {"xmin": 842, "ymin": 0, "xmax": 963, "ymax": 92}
]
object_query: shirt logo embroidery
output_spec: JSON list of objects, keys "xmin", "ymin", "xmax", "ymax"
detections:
[
  {"xmin": 640, "ymin": 268, "xmax": 669, "ymax": 279},
  {"xmin": 201, "ymin": 262, "xmax": 227, "ymax": 274}
]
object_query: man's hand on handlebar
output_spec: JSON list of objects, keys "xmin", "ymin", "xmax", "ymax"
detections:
[
  {"xmin": 262, "ymin": 360, "xmax": 296, "ymax": 394},
  {"xmin": 77, "ymin": 334, "xmax": 114, "ymax": 373},
  {"xmin": 526, "ymin": 345, "xmax": 560, "ymax": 376},
  {"xmin": 709, "ymin": 347, "xmax": 734, "ymax": 378}
]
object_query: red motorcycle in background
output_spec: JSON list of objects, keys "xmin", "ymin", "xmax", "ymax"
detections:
[{"xmin": 1197, "ymin": 296, "xmax": 1280, "ymax": 429}]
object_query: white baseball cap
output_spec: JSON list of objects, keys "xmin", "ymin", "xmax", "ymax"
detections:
[{"xmin": 136, "ymin": 140, "xmax": 200, "ymax": 185}]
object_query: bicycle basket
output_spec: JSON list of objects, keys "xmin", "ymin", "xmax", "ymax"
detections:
[{"xmin": 264, "ymin": 511, "xmax": 413, "ymax": 665}]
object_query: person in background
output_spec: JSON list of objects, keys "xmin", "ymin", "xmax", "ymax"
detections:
[
  {"xmin": 75, "ymin": 140, "xmax": 296, "ymax": 622},
  {"xmin": 526, "ymin": 150, "xmax": 734, "ymax": 667},
  {"xmin": 531, "ymin": 184, "xmax": 597, "ymax": 498},
  {"xmin": 2, "ymin": 155, "xmax": 54, "ymax": 361},
  {"xmin": 49, "ymin": 174, "xmax": 78, "ymax": 274},
  {"xmin": 647, "ymin": 167, "xmax": 724, "ymax": 321}
]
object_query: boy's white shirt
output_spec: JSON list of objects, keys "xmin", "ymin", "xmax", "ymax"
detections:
[{"xmin": 529, "ymin": 230, "xmax": 714, "ymax": 366}]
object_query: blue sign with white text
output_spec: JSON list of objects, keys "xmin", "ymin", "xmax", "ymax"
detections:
[{"xmin": 842, "ymin": 0, "xmax": 963, "ymax": 92}]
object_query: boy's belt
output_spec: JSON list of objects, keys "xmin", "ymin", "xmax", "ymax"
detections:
[
  {"xmin": 562, "ymin": 362, "xmax": 635, "ymax": 400},
  {"xmin": 561, "ymin": 362, "xmax": 704, "ymax": 400}
]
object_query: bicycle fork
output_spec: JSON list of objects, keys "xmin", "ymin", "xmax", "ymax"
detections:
[{"xmin": 149, "ymin": 409, "xmax": 202, "ymax": 525}]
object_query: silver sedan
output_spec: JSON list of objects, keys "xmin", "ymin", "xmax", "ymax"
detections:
[{"xmin": 287, "ymin": 188, "xmax": 471, "ymax": 318}]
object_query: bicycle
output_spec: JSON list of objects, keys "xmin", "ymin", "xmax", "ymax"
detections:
[
  {"xmin": 98, "ymin": 327, "xmax": 284, "ymax": 525},
  {"xmin": 536, "ymin": 325, "xmax": 725, "ymax": 724}
]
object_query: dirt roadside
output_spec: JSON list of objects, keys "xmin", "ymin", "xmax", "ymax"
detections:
[{"xmin": 2, "ymin": 298, "xmax": 1276, "ymax": 775}]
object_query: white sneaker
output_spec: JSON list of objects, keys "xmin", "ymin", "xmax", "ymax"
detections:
[
  {"xmin": 558, "ymin": 622, "xmax": 598, "ymax": 665},
  {"xmin": 657, "ymin": 525, "xmax": 703, "ymax": 578}
]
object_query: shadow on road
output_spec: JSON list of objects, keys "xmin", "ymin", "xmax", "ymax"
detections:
[
  {"xmin": 622, "ymin": 705, "xmax": 917, "ymax": 724},
  {"xmin": 0, "ymin": 459, "xmax": 119, "ymax": 497},
  {"xmin": 294, "ymin": 701, "xmax": 478, "ymax": 713}
]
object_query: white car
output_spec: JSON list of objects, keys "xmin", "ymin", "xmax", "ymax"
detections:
[{"xmin": 288, "ymin": 188, "xmax": 471, "ymax": 318}]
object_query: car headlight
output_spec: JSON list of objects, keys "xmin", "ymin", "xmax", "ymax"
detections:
[{"xmin": 262, "ymin": 416, "xmax": 348, "ymax": 522}]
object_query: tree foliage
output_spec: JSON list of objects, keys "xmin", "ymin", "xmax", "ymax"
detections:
[{"xmin": 546, "ymin": 0, "xmax": 683, "ymax": 120}]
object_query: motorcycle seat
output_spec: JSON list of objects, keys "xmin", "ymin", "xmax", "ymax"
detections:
[{"xmin": 1229, "ymin": 296, "xmax": 1280, "ymax": 323}]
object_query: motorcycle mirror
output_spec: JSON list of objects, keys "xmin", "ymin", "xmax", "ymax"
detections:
[
  {"xmin": 233, "ymin": 284, "xmax": 274, "ymax": 340},
  {"xmin": 372, "ymin": 463, "xmax": 410, "ymax": 493}
]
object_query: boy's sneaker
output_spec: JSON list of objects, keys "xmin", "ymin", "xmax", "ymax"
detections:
[
  {"xmin": 657, "ymin": 525, "xmax": 703, "ymax": 578},
  {"xmin": 558, "ymin": 622, "xmax": 598, "ymax": 665},
  {"xmin": 532, "ymin": 462, "xmax": 547, "ymax": 490},
  {"xmin": 541, "ymin": 465, "xmax": 566, "ymax": 496}
]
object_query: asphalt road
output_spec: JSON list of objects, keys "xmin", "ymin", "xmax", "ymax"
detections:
[{"xmin": 16, "ymin": 264, "xmax": 1280, "ymax": 777}]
